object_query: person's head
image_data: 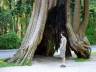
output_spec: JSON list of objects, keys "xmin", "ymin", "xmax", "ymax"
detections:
[
  {"xmin": 61, "ymin": 33, "xmax": 63, "ymax": 37},
  {"xmin": 60, "ymin": 32, "xmax": 65, "ymax": 37}
]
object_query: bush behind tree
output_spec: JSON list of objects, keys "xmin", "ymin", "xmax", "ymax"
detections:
[{"xmin": 0, "ymin": 32, "xmax": 21, "ymax": 49}]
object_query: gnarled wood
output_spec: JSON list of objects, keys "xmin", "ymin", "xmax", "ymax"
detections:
[{"xmin": 66, "ymin": 0, "xmax": 91, "ymax": 58}]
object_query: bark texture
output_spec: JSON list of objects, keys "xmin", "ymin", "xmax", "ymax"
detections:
[
  {"xmin": 66, "ymin": 0, "xmax": 91, "ymax": 58},
  {"xmin": 7, "ymin": 0, "xmax": 49, "ymax": 65}
]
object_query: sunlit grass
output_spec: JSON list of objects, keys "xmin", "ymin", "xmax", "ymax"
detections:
[
  {"xmin": 0, "ymin": 59, "xmax": 32, "ymax": 68},
  {"xmin": 74, "ymin": 51, "xmax": 96, "ymax": 62},
  {"xmin": 0, "ymin": 59, "xmax": 16, "ymax": 68},
  {"xmin": 74, "ymin": 58, "xmax": 90, "ymax": 62},
  {"xmin": 91, "ymin": 51, "xmax": 96, "ymax": 55}
]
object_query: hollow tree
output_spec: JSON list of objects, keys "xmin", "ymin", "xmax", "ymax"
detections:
[{"xmin": 7, "ymin": 0, "xmax": 91, "ymax": 65}]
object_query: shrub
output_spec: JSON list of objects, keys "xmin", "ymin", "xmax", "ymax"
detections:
[{"xmin": 0, "ymin": 32, "xmax": 21, "ymax": 49}]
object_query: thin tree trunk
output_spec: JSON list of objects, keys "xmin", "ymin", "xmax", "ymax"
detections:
[
  {"xmin": 78, "ymin": 0, "xmax": 89, "ymax": 37},
  {"xmin": 72, "ymin": 0, "xmax": 80, "ymax": 33}
]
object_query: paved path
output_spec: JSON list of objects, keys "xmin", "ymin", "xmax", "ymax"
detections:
[
  {"xmin": 0, "ymin": 45, "xmax": 96, "ymax": 59},
  {"xmin": 0, "ymin": 46, "xmax": 96, "ymax": 72},
  {"xmin": 0, "ymin": 56, "xmax": 96, "ymax": 72},
  {"xmin": 0, "ymin": 49, "xmax": 17, "ymax": 59}
]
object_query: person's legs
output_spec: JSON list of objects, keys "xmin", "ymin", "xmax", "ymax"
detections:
[
  {"xmin": 60, "ymin": 48, "xmax": 66, "ymax": 67},
  {"xmin": 60, "ymin": 54, "xmax": 66, "ymax": 67},
  {"xmin": 59, "ymin": 35, "xmax": 67, "ymax": 67},
  {"xmin": 62, "ymin": 56, "xmax": 65, "ymax": 64}
]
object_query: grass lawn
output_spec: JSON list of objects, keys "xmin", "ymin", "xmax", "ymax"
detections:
[
  {"xmin": 74, "ymin": 58, "xmax": 90, "ymax": 62},
  {"xmin": 0, "ymin": 59, "xmax": 17, "ymax": 68},
  {"xmin": 0, "ymin": 59, "xmax": 31, "ymax": 68},
  {"xmin": 75, "ymin": 51, "xmax": 96, "ymax": 62}
]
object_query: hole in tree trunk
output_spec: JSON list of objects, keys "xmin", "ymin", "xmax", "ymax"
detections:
[{"xmin": 35, "ymin": 4, "xmax": 72, "ymax": 57}]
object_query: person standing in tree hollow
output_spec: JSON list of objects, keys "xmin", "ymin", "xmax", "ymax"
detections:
[{"xmin": 59, "ymin": 32, "xmax": 67, "ymax": 67}]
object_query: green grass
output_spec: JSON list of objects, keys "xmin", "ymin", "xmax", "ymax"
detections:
[
  {"xmin": 91, "ymin": 51, "xmax": 96, "ymax": 55},
  {"xmin": 0, "ymin": 59, "xmax": 17, "ymax": 68},
  {"xmin": 74, "ymin": 58, "xmax": 90, "ymax": 62},
  {"xmin": 74, "ymin": 51, "xmax": 96, "ymax": 62},
  {"xmin": 0, "ymin": 59, "xmax": 32, "ymax": 68}
]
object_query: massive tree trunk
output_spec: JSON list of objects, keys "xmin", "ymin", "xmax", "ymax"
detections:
[
  {"xmin": 7, "ymin": 0, "xmax": 49, "ymax": 65},
  {"xmin": 35, "ymin": 0, "xmax": 71, "ymax": 57},
  {"xmin": 7, "ymin": 0, "xmax": 91, "ymax": 65}
]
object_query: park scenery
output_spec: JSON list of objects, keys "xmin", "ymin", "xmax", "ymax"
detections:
[{"xmin": 0, "ymin": 0, "xmax": 96, "ymax": 72}]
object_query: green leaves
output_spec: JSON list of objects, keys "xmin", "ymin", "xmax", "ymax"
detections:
[
  {"xmin": 0, "ymin": 32, "xmax": 21, "ymax": 49},
  {"xmin": 0, "ymin": 10, "xmax": 12, "ymax": 24},
  {"xmin": 86, "ymin": 1, "xmax": 96, "ymax": 45}
]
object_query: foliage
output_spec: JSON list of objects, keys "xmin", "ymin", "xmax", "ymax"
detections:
[
  {"xmin": 0, "ymin": 0, "xmax": 34, "ymax": 49},
  {"xmin": 0, "ymin": 0, "xmax": 33, "ymax": 36},
  {"xmin": 0, "ymin": 10, "xmax": 12, "ymax": 25},
  {"xmin": 0, "ymin": 9, "xmax": 13, "ymax": 34},
  {"xmin": 86, "ymin": 1, "xmax": 96, "ymax": 45},
  {"xmin": 0, "ymin": 32, "xmax": 21, "ymax": 49}
]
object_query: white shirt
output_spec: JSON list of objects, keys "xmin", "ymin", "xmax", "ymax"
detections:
[{"xmin": 59, "ymin": 36, "xmax": 67, "ymax": 57}]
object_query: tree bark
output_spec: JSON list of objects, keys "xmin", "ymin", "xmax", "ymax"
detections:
[
  {"xmin": 78, "ymin": 0, "xmax": 89, "ymax": 37},
  {"xmin": 66, "ymin": 0, "xmax": 91, "ymax": 58},
  {"xmin": 72, "ymin": 0, "xmax": 80, "ymax": 33}
]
